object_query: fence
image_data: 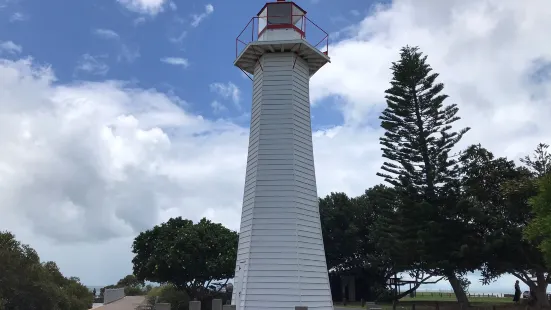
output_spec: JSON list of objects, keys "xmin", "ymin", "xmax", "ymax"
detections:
[
  {"xmin": 386, "ymin": 301, "xmax": 542, "ymax": 310},
  {"xmin": 411, "ymin": 292, "xmax": 511, "ymax": 298}
]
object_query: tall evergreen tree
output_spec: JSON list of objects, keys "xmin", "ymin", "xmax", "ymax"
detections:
[{"xmin": 377, "ymin": 46, "xmax": 473, "ymax": 304}]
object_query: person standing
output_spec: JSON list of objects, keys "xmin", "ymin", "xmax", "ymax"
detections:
[{"xmin": 513, "ymin": 280, "xmax": 521, "ymax": 304}]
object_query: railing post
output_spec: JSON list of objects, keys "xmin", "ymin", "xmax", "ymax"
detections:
[
  {"xmin": 303, "ymin": 15, "xmax": 306, "ymax": 38},
  {"xmin": 212, "ymin": 299, "xmax": 222, "ymax": 310},
  {"xmin": 154, "ymin": 304, "xmax": 170, "ymax": 310},
  {"xmin": 189, "ymin": 300, "xmax": 201, "ymax": 310}
]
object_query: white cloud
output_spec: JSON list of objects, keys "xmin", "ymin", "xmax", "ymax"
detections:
[
  {"xmin": 117, "ymin": 0, "xmax": 167, "ymax": 15},
  {"xmin": 209, "ymin": 82, "xmax": 240, "ymax": 108},
  {"xmin": 118, "ymin": 44, "xmax": 140, "ymax": 63},
  {"xmin": 169, "ymin": 31, "xmax": 187, "ymax": 45},
  {"xmin": 0, "ymin": 57, "xmax": 248, "ymax": 246},
  {"xmin": 1, "ymin": 0, "xmax": 551, "ymax": 294},
  {"xmin": 190, "ymin": 4, "xmax": 214, "ymax": 27},
  {"xmin": 92, "ymin": 29, "xmax": 140, "ymax": 63},
  {"xmin": 168, "ymin": 1, "xmax": 176, "ymax": 11},
  {"xmin": 9, "ymin": 12, "xmax": 27, "ymax": 22},
  {"xmin": 75, "ymin": 54, "xmax": 109, "ymax": 76},
  {"xmin": 93, "ymin": 28, "xmax": 120, "ymax": 40},
  {"xmin": 0, "ymin": 41, "xmax": 22, "ymax": 54},
  {"xmin": 210, "ymin": 100, "xmax": 227, "ymax": 114},
  {"xmin": 310, "ymin": 0, "xmax": 551, "ymax": 161},
  {"xmin": 133, "ymin": 17, "xmax": 145, "ymax": 26},
  {"xmin": 160, "ymin": 57, "xmax": 189, "ymax": 68}
]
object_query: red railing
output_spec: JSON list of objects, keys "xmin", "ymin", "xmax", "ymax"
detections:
[{"xmin": 235, "ymin": 14, "xmax": 329, "ymax": 59}]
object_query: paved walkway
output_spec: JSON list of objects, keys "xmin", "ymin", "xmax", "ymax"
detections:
[
  {"xmin": 92, "ymin": 299, "xmax": 360, "ymax": 310},
  {"xmin": 94, "ymin": 296, "xmax": 146, "ymax": 310}
]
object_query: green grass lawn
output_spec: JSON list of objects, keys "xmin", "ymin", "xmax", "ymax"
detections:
[
  {"xmin": 401, "ymin": 292, "xmax": 512, "ymax": 303},
  {"xmin": 332, "ymin": 291, "xmax": 515, "ymax": 309}
]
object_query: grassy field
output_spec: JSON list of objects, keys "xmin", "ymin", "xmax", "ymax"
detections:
[
  {"xmin": 401, "ymin": 292, "xmax": 512, "ymax": 303},
  {"xmin": 332, "ymin": 291, "xmax": 515, "ymax": 309}
]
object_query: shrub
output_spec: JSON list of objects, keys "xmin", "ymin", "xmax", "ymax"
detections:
[{"xmin": 147, "ymin": 285, "xmax": 190, "ymax": 310}]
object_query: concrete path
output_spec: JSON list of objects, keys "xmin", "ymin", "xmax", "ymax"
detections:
[
  {"xmin": 91, "ymin": 300, "xmax": 358, "ymax": 310},
  {"xmin": 94, "ymin": 296, "xmax": 146, "ymax": 310}
]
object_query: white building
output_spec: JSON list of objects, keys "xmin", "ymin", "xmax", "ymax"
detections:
[{"xmin": 232, "ymin": 1, "xmax": 332, "ymax": 310}]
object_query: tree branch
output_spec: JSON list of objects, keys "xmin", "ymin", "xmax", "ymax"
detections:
[
  {"xmin": 510, "ymin": 271, "xmax": 534, "ymax": 287},
  {"xmin": 215, "ymin": 278, "xmax": 230, "ymax": 293},
  {"xmin": 392, "ymin": 275, "xmax": 444, "ymax": 300}
]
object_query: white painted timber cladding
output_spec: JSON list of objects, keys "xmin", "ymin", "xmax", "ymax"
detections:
[{"xmin": 232, "ymin": 52, "xmax": 333, "ymax": 310}]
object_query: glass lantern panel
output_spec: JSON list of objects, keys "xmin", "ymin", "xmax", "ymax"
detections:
[
  {"xmin": 267, "ymin": 3, "xmax": 292, "ymax": 25},
  {"xmin": 292, "ymin": 4, "xmax": 305, "ymax": 25},
  {"xmin": 258, "ymin": 7, "xmax": 267, "ymax": 33}
]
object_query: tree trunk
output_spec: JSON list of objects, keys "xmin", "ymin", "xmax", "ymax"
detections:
[
  {"xmin": 393, "ymin": 283, "xmax": 422, "ymax": 300},
  {"xmin": 447, "ymin": 273, "xmax": 469, "ymax": 306},
  {"xmin": 534, "ymin": 271, "xmax": 550, "ymax": 308}
]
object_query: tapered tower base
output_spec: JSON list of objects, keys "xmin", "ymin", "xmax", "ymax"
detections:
[{"xmin": 232, "ymin": 52, "xmax": 332, "ymax": 310}]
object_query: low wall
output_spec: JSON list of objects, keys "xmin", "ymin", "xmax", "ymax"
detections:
[{"xmin": 103, "ymin": 288, "xmax": 125, "ymax": 304}]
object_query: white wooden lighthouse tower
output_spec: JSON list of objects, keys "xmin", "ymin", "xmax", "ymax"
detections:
[{"xmin": 232, "ymin": 1, "xmax": 332, "ymax": 309}]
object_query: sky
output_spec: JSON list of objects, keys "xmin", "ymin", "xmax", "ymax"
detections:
[{"xmin": 0, "ymin": 0, "xmax": 550, "ymax": 294}]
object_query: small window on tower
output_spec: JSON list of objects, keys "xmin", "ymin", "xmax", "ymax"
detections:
[{"xmin": 267, "ymin": 3, "xmax": 292, "ymax": 25}]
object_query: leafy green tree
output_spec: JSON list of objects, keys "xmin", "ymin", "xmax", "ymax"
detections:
[
  {"xmin": 0, "ymin": 231, "xmax": 93, "ymax": 310},
  {"xmin": 320, "ymin": 192, "xmax": 361, "ymax": 272},
  {"xmin": 132, "ymin": 217, "xmax": 238, "ymax": 301},
  {"xmin": 320, "ymin": 186, "xmax": 440, "ymax": 301},
  {"xmin": 117, "ymin": 274, "xmax": 142, "ymax": 288},
  {"xmin": 521, "ymin": 143, "xmax": 551, "ymax": 177},
  {"xmin": 377, "ymin": 45, "xmax": 473, "ymax": 304},
  {"xmin": 61, "ymin": 277, "xmax": 95, "ymax": 310},
  {"xmin": 525, "ymin": 172, "xmax": 551, "ymax": 266},
  {"xmin": 459, "ymin": 144, "xmax": 550, "ymax": 307},
  {"xmin": 368, "ymin": 185, "xmax": 451, "ymax": 301},
  {"xmin": 113, "ymin": 274, "xmax": 146, "ymax": 296},
  {"xmin": 320, "ymin": 189, "xmax": 394, "ymax": 301}
]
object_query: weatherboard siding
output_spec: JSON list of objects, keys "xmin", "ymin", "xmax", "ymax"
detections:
[{"xmin": 233, "ymin": 53, "xmax": 333, "ymax": 310}]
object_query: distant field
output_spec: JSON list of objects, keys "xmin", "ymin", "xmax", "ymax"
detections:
[{"xmin": 401, "ymin": 291, "xmax": 512, "ymax": 303}]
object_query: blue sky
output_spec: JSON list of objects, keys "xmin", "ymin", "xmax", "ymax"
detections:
[
  {"xmin": 0, "ymin": 0, "xmax": 549, "ymax": 295},
  {"xmin": 0, "ymin": 0, "xmax": 379, "ymax": 129}
]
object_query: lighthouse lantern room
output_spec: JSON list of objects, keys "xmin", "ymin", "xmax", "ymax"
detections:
[
  {"xmin": 235, "ymin": 0, "xmax": 330, "ymax": 77},
  {"xmin": 257, "ymin": 0, "xmax": 306, "ymax": 41}
]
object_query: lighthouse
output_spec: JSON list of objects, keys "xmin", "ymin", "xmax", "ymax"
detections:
[{"xmin": 232, "ymin": 1, "xmax": 332, "ymax": 310}]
